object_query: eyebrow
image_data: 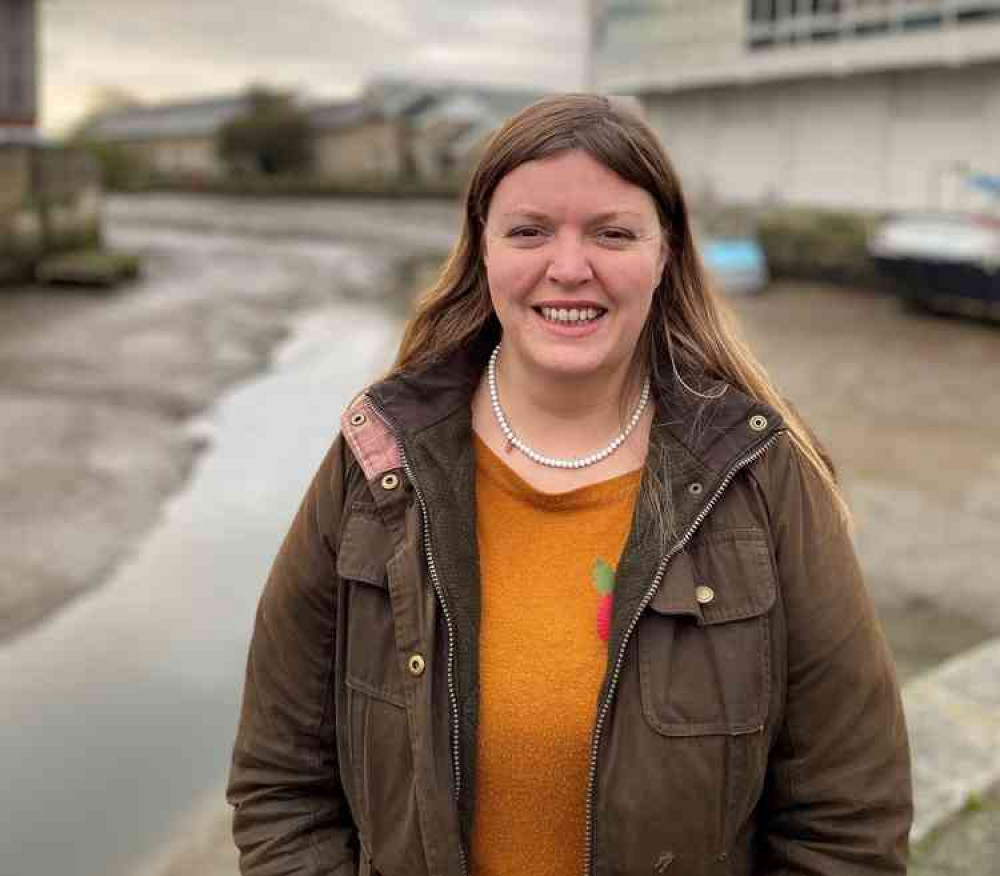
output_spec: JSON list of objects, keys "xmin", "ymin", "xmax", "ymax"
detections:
[{"xmin": 498, "ymin": 209, "xmax": 646, "ymax": 223}]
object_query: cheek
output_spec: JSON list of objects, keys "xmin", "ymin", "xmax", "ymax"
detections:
[
  {"xmin": 484, "ymin": 261, "xmax": 509, "ymax": 313},
  {"xmin": 485, "ymin": 254, "xmax": 540, "ymax": 308},
  {"xmin": 605, "ymin": 258, "xmax": 662, "ymax": 310}
]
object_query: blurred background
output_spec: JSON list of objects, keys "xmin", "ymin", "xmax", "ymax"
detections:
[{"xmin": 1, "ymin": 2, "xmax": 998, "ymax": 875}]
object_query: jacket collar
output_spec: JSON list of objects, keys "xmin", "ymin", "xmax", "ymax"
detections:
[{"xmin": 367, "ymin": 337, "xmax": 784, "ymax": 482}]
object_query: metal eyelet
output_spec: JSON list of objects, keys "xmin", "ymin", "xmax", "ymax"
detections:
[
  {"xmin": 407, "ymin": 654, "xmax": 426, "ymax": 676},
  {"xmin": 688, "ymin": 481, "xmax": 703, "ymax": 496},
  {"xmin": 695, "ymin": 585, "xmax": 715, "ymax": 605},
  {"xmin": 749, "ymin": 414, "xmax": 768, "ymax": 432},
  {"xmin": 350, "ymin": 411, "xmax": 367, "ymax": 427},
  {"xmin": 380, "ymin": 473, "xmax": 400, "ymax": 491}
]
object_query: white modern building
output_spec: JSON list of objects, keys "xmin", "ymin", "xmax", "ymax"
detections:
[{"xmin": 595, "ymin": 0, "xmax": 1000, "ymax": 212}]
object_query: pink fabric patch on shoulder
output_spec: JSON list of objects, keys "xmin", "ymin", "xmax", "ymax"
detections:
[{"xmin": 341, "ymin": 399, "xmax": 401, "ymax": 482}]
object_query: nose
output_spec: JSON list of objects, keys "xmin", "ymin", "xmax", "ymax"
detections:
[{"xmin": 545, "ymin": 232, "xmax": 594, "ymax": 286}]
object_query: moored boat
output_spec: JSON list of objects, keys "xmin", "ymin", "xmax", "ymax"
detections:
[
  {"xmin": 869, "ymin": 175, "xmax": 1000, "ymax": 320},
  {"xmin": 702, "ymin": 236, "xmax": 769, "ymax": 295}
]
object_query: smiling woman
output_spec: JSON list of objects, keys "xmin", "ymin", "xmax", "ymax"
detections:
[{"xmin": 227, "ymin": 94, "xmax": 912, "ymax": 876}]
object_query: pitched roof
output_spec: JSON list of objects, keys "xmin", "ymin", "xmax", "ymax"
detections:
[
  {"xmin": 308, "ymin": 99, "xmax": 373, "ymax": 132},
  {"xmin": 363, "ymin": 77, "xmax": 545, "ymax": 122},
  {"xmin": 85, "ymin": 95, "xmax": 253, "ymax": 141}
]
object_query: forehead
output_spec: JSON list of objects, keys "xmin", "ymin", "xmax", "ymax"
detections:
[{"xmin": 488, "ymin": 150, "xmax": 658, "ymax": 219}]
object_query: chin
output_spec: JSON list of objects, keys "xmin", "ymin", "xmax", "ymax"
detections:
[{"xmin": 527, "ymin": 350, "xmax": 619, "ymax": 383}]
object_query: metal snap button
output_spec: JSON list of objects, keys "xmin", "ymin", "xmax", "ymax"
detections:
[
  {"xmin": 749, "ymin": 414, "xmax": 768, "ymax": 432},
  {"xmin": 381, "ymin": 473, "xmax": 400, "ymax": 491},
  {"xmin": 695, "ymin": 585, "xmax": 715, "ymax": 605},
  {"xmin": 688, "ymin": 481, "xmax": 703, "ymax": 496},
  {"xmin": 350, "ymin": 411, "xmax": 367, "ymax": 427},
  {"xmin": 407, "ymin": 654, "xmax": 426, "ymax": 676}
]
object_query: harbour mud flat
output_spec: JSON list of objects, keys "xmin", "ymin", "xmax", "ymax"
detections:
[
  {"xmin": 0, "ymin": 242, "xmax": 370, "ymax": 642},
  {"xmin": 0, "ymin": 195, "xmax": 458, "ymax": 646}
]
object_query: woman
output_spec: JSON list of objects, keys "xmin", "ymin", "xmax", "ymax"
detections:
[{"xmin": 227, "ymin": 94, "xmax": 912, "ymax": 876}]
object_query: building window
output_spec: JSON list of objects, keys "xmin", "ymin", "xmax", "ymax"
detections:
[{"xmin": 747, "ymin": 0, "xmax": 1000, "ymax": 49}]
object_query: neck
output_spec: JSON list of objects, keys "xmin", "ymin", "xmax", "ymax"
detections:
[{"xmin": 489, "ymin": 345, "xmax": 647, "ymax": 460}]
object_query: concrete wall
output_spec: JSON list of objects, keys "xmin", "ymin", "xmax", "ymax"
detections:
[
  {"xmin": 645, "ymin": 62, "xmax": 1000, "ymax": 213},
  {"xmin": 0, "ymin": 144, "xmax": 102, "ymax": 283},
  {"xmin": 597, "ymin": 0, "xmax": 744, "ymax": 89},
  {"xmin": 116, "ymin": 136, "xmax": 225, "ymax": 181}
]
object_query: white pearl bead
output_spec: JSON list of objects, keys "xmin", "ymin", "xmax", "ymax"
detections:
[{"xmin": 488, "ymin": 342, "xmax": 649, "ymax": 471}]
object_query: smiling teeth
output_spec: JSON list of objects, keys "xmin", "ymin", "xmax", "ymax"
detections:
[{"xmin": 540, "ymin": 307, "xmax": 602, "ymax": 323}]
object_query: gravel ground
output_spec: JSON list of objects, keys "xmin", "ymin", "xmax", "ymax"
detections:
[
  {"xmin": 732, "ymin": 282, "xmax": 1000, "ymax": 681},
  {"xmin": 910, "ymin": 784, "xmax": 1000, "ymax": 876}
]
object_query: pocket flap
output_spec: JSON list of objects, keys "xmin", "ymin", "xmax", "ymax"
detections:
[
  {"xmin": 647, "ymin": 550, "xmax": 702, "ymax": 619},
  {"xmin": 649, "ymin": 529, "xmax": 776, "ymax": 625},
  {"xmin": 337, "ymin": 510, "xmax": 394, "ymax": 587}
]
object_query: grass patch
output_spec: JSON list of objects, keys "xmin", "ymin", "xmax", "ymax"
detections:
[{"xmin": 36, "ymin": 248, "xmax": 141, "ymax": 289}]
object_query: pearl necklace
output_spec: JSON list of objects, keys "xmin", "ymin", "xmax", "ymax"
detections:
[{"xmin": 487, "ymin": 343, "xmax": 651, "ymax": 470}]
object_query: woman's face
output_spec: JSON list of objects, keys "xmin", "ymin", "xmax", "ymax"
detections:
[{"xmin": 483, "ymin": 149, "xmax": 667, "ymax": 388}]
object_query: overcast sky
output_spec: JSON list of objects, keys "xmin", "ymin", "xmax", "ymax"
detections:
[{"xmin": 40, "ymin": 1, "xmax": 589, "ymax": 133}]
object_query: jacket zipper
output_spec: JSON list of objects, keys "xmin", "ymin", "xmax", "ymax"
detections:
[
  {"xmin": 581, "ymin": 430, "xmax": 784, "ymax": 876},
  {"xmin": 366, "ymin": 397, "xmax": 470, "ymax": 876}
]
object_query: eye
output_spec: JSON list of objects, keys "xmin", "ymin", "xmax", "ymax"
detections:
[
  {"xmin": 598, "ymin": 227, "xmax": 638, "ymax": 243},
  {"xmin": 505, "ymin": 226, "xmax": 551, "ymax": 247},
  {"xmin": 508, "ymin": 226, "xmax": 546, "ymax": 239}
]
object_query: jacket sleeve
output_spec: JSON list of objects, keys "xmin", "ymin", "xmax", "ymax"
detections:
[
  {"xmin": 755, "ymin": 433, "xmax": 912, "ymax": 875},
  {"xmin": 227, "ymin": 434, "xmax": 358, "ymax": 876}
]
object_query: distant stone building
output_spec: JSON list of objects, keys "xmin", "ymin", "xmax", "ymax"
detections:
[
  {"xmin": 310, "ymin": 99, "xmax": 404, "ymax": 184},
  {"xmin": 84, "ymin": 95, "xmax": 253, "ymax": 181},
  {"xmin": 406, "ymin": 86, "xmax": 544, "ymax": 183},
  {"xmin": 84, "ymin": 80, "xmax": 546, "ymax": 190},
  {"xmin": 357, "ymin": 79, "xmax": 544, "ymax": 185},
  {"xmin": 0, "ymin": 0, "xmax": 38, "ymax": 141},
  {"xmin": 596, "ymin": 0, "xmax": 1000, "ymax": 212}
]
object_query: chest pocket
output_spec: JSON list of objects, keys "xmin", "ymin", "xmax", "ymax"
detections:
[
  {"xmin": 637, "ymin": 527, "xmax": 776, "ymax": 736},
  {"xmin": 337, "ymin": 509, "xmax": 406, "ymax": 708}
]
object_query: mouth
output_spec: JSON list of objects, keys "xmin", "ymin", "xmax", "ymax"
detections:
[{"xmin": 533, "ymin": 305, "xmax": 607, "ymax": 325}]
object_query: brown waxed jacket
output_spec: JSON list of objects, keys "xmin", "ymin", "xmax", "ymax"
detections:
[{"xmin": 227, "ymin": 341, "xmax": 913, "ymax": 876}]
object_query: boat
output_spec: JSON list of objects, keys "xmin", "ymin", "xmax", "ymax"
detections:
[
  {"xmin": 702, "ymin": 237, "xmax": 769, "ymax": 295},
  {"xmin": 869, "ymin": 174, "xmax": 1000, "ymax": 320}
]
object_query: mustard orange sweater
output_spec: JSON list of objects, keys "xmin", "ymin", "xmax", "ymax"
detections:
[{"xmin": 469, "ymin": 436, "xmax": 642, "ymax": 876}]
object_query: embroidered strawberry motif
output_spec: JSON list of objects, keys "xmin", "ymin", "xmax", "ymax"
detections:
[{"xmin": 591, "ymin": 558, "xmax": 616, "ymax": 642}]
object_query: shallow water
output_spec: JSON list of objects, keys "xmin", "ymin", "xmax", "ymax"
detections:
[{"xmin": 0, "ymin": 303, "xmax": 398, "ymax": 876}]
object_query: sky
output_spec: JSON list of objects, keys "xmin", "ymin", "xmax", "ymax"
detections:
[{"xmin": 40, "ymin": 0, "xmax": 589, "ymax": 134}]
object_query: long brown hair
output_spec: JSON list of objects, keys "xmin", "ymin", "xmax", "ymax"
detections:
[{"xmin": 392, "ymin": 94, "xmax": 848, "ymax": 535}]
